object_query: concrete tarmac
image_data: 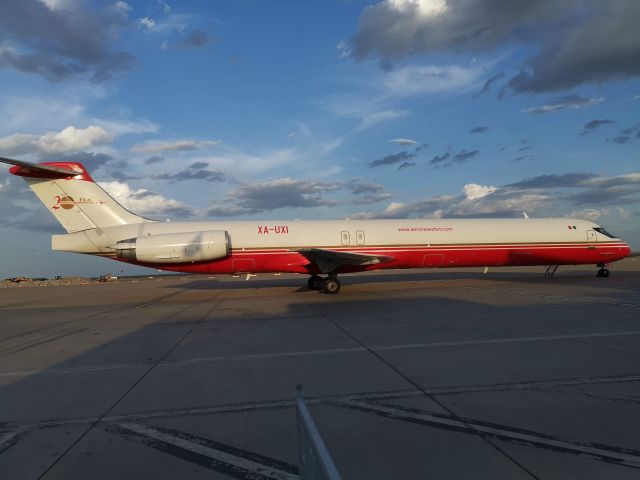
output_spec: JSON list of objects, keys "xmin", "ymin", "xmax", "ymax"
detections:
[{"xmin": 1, "ymin": 259, "xmax": 639, "ymax": 479}]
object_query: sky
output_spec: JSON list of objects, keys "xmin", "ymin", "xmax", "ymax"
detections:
[{"xmin": 0, "ymin": 0, "xmax": 639, "ymax": 278}]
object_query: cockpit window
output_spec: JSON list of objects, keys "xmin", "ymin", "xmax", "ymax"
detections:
[{"xmin": 594, "ymin": 227, "xmax": 617, "ymax": 238}]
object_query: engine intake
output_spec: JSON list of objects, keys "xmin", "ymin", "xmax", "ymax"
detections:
[{"xmin": 115, "ymin": 230, "xmax": 230, "ymax": 264}]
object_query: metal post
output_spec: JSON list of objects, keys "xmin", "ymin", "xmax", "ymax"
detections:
[{"xmin": 295, "ymin": 385, "xmax": 342, "ymax": 480}]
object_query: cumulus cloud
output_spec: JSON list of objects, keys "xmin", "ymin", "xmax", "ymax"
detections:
[
  {"xmin": 206, "ymin": 178, "xmax": 341, "ymax": 216},
  {"xmin": 506, "ymin": 2, "xmax": 640, "ymax": 93},
  {"xmin": 463, "ymin": 183, "xmax": 496, "ymax": 200},
  {"xmin": 566, "ymin": 208, "xmax": 609, "ymax": 222},
  {"xmin": 205, "ymin": 177, "xmax": 393, "ymax": 216},
  {"xmin": 0, "ymin": 125, "xmax": 114, "ymax": 155},
  {"xmin": 353, "ymin": 182, "xmax": 548, "ymax": 219},
  {"xmin": 0, "ymin": 0, "xmax": 133, "ymax": 82},
  {"xmin": 348, "ymin": 1, "xmax": 640, "ymax": 93},
  {"xmin": 353, "ymin": 171, "xmax": 640, "ymax": 220},
  {"xmin": 99, "ymin": 181, "xmax": 195, "ymax": 217},
  {"xmin": 130, "ymin": 139, "xmax": 219, "ymax": 154},
  {"xmin": 522, "ymin": 95, "xmax": 604, "ymax": 114},
  {"xmin": 508, "ymin": 172, "xmax": 640, "ymax": 206}
]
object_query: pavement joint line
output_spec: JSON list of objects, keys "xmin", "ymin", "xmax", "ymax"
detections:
[
  {"xmin": 337, "ymin": 400, "xmax": 640, "ymax": 469},
  {"xmin": 33, "ymin": 290, "xmax": 227, "ymax": 480},
  {"xmin": 305, "ymin": 302, "xmax": 542, "ymax": 480},
  {"xmin": 0, "ymin": 287, "xmax": 190, "ymax": 352},
  {"xmin": 12, "ymin": 373, "xmax": 640, "ymax": 430},
  {"xmin": 5, "ymin": 330, "xmax": 640, "ymax": 378},
  {"xmin": 460, "ymin": 286, "xmax": 640, "ymax": 308}
]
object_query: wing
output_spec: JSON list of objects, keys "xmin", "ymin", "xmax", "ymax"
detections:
[{"xmin": 297, "ymin": 248, "xmax": 393, "ymax": 274}]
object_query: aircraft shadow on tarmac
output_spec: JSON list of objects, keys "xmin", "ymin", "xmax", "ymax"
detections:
[
  {"xmin": 1, "ymin": 285, "xmax": 640, "ymax": 478},
  {"xmin": 164, "ymin": 268, "xmax": 638, "ymax": 296}
]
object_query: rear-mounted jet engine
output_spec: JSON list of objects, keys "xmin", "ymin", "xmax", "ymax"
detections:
[{"xmin": 116, "ymin": 230, "xmax": 230, "ymax": 264}]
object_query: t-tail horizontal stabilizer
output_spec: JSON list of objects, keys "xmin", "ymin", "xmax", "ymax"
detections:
[
  {"xmin": 0, "ymin": 156, "xmax": 84, "ymax": 178},
  {"xmin": 1, "ymin": 155, "xmax": 147, "ymax": 232}
]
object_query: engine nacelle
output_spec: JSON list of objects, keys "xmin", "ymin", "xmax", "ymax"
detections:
[{"xmin": 115, "ymin": 230, "xmax": 230, "ymax": 264}]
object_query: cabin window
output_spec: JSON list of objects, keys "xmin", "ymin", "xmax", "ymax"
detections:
[{"xmin": 593, "ymin": 227, "xmax": 617, "ymax": 238}]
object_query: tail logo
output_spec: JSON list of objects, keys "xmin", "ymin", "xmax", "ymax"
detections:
[
  {"xmin": 53, "ymin": 195, "xmax": 75, "ymax": 210},
  {"xmin": 52, "ymin": 195, "xmax": 105, "ymax": 210}
]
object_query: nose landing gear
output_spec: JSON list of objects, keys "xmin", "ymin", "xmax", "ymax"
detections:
[
  {"xmin": 596, "ymin": 263, "xmax": 610, "ymax": 277},
  {"xmin": 307, "ymin": 274, "xmax": 341, "ymax": 294}
]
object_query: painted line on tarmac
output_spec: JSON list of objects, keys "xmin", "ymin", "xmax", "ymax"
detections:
[
  {"xmin": 371, "ymin": 330, "xmax": 640, "ymax": 352},
  {"xmin": 4, "ymin": 329, "xmax": 640, "ymax": 378},
  {"xmin": 108, "ymin": 422, "xmax": 299, "ymax": 480},
  {"xmin": 337, "ymin": 400, "xmax": 640, "ymax": 469},
  {"xmin": 16, "ymin": 373, "xmax": 640, "ymax": 430},
  {"xmin": 0, "ymin": 427, "xmax": 26, "ymax": 453}
]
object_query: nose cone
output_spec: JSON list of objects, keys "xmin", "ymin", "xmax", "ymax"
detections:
[{"xmin": 622, "ymin": 244, "xmax": 632, "ymax": 258}]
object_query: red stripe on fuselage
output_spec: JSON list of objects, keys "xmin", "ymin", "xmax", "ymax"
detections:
[{"xmin": 122, "ymin": 242, "xmax": 631, "ymax": 275}]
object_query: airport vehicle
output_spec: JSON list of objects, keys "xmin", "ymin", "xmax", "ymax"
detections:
[{"xmin": 1, "ymin": 157, "xmax": 631, "ymax": 294}]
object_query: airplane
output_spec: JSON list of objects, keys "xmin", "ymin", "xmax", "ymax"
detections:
[{"xmin": 0, "ymin": 157, "xmax": 632, "ymax": 294}]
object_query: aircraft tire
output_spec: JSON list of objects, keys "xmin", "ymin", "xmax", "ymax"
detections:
[
  {"xmin": 308, "ymin": 275, "xmax": 323, "ymax": 290},
  {"xmin": 322, "ymin": 277, "xmax": 341, "ymax": 294}
]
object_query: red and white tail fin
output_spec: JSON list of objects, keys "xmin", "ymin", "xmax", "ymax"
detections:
[{"xmin": 1, "ymin": 157, "xmax": 148, "ymax": 233}]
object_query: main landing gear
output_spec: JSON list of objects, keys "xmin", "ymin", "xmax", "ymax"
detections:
[
  {"xmin": 307, "ymin": 274, "xmax": 341, "ymax": 294},
  {"xmin": 596, "ymin": 263, "xmax": 610, "ymax": 277}
]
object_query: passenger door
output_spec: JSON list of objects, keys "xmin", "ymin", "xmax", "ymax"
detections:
[{"xmin": 586, "ymin": 230, "xmax": 597, "ymax": 248}]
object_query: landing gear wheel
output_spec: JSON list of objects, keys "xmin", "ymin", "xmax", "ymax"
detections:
[
  {"xmin": 307, "ymin": 275, "xmax": 323, "ymax": 290},
  {"xmin": 322, "ymin": 277, "xmax": 341, "ymax": 294},
  {"xmin": 597, "ymin": 268, "xmax": 610, "ymax": 277}
]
